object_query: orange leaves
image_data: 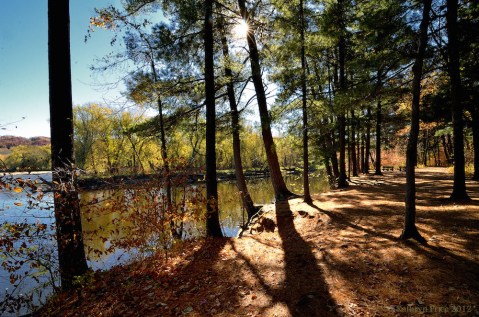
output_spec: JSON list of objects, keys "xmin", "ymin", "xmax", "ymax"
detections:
[
  {"xmin": 37, "ymin": 223, "xmax": 47, "ymax": 232},
  {"xmin": 89, "ymin": 11, "xmax": 116, "ymax": 31}
]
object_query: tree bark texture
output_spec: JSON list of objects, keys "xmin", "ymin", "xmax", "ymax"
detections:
[
  {"xmin": 472, "ymin": 105, "xmax": 479, "ymax": 180},
  {"xmin": 238, "ymin": 0, "xmax": 292, "ymax": 199},
  {"xmin": 150, "ymin": 61, "xmax": 174, "ymax": 233},
  {"xmin": 375, "ymin": 98, "xmax": 383, "ymax": 175},
  {"xmin": 218, "ymin": 16, "xmax": 257, "ymax": 218},
  {"xmin": 204, "ymin": 0, "xmax": 223, "ymax": 237},
  {"xmin": 447, "ymin": 0, "xmax": 470, "ymax": 201},
  {"xmin": 330, "ymin": 126, "xmax": 340, "ymax": 178},
  {"xmin": 400, "ymin": 0, "xmax": 432, "ymax": 242},
  {"xmin": 300, "ymin": 0, "xmax": 312, "ymax": 203},
  {"xmin": 351, "ymin": 110, "xmax": 358, "ymax": 176},
  {"xmin": 356, "ymin": 121, "xmax": 361, "ymax": 174},
  {"xmin": 337, "ymin": 24, "xmax": 348, "ymax": 187},
  {"xmin": 364, "ymin": 107, "xmax": 371, "ymax": 173},
  {"xmin": 48, "ymin": 0, "xmax": 88, "ymax": 289},
  {"xmin": 361, "ymin": 133, "xmax": 365, "ymax": 173}
]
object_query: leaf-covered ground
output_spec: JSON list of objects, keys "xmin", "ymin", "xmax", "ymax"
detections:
[{"xmin": 39, "ymin": 168, "xmax": 479, "ymax": 316}]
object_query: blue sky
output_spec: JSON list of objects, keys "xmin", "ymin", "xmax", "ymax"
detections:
[{"xmin": 0, "ymin": 0, "xmax": 125, "ymax": 138}]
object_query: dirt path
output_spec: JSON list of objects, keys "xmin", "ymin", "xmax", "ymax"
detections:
[{"xmin": 41, "ymin": 167, "xmax": 479, "ymax": 316}]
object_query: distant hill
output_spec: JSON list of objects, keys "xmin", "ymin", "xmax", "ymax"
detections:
[{"xmin": 0, "ymin": 135, "xmax": 50, "ymax": 149}]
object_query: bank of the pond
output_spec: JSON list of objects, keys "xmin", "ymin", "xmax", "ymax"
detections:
[
  {"xmin": 76, "ymin": 168, "xmax": 305, "ymax": 191},
  {"xmin": 37, "ymin": 168, "xmax": 479, "ymax": 317},
  {"xmin": 1, "ymin": 170, "xmax": 329, "ymax": 316}
]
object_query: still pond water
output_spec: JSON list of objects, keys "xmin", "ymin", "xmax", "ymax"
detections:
[{"xmin": 0, "ymin": 172, "xmax": 328, "ymax": 315}]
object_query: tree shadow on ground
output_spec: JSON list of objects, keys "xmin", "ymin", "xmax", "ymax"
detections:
[
  {"xmin": 305, "ymin": 168, "xmax": 479, "ymax": 310},
  {"xmin": 274, "ymin": 200, "xmax": 337, "ymax": 316},
  {"xmin": 40, "ymin": 238, "xmax": 248, "ymax": 316},
  {"xmin": 229, "ymin": 200, "xmax": 337, "ymax": 316},
  {"xmin": 39, "ymin": 168, "xmax": 478, "ymax": 316},
  {"xmin": 308, "ymin": 202, "xmax": 479, "ymax": 279},
  {"xmin": 316, "ymin": 168, "xmax": 479, "ymax": 243}
]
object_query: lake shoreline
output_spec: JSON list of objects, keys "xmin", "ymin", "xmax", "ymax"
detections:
[
  {"xmin": 0, "ymin": 168, "xmax": 329, "ymax": 316},
  {"xmin": 2, "ymin": 168, "xmax": 307, "ymax": 191},
  {"xmin": 36, "ymin": 167, "xmax": 479, "ymax": 317},
  {"xmin": 76, "ymin": 168, "xmax": 304, "ymax": 191}
]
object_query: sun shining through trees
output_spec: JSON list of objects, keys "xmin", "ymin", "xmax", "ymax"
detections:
[
  {"xmin": 2, "ymin": 0, "xmax": 479, "ymax": 315},
  {"xmin": 231, "ymin": 19, "xmax": 249, "ymax": 38}
]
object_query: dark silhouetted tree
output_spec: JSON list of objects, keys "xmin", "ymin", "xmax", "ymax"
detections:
[
  {"xmin": 300, "ymin": 0, "xmax": 313, "ymax": 203},
  {"xmin": 337, "ymin": 0, "xmax": 349, "ymax": 188},
  {"xmin": 48, "ymin": 0, "xmax": 88, "ymax": 289},
  {"xmin": 218, "ymin": 15, "xmax": 257, "ymax": 219},
  {"xmin": 204, "ymin": 0, "xmax": 223, "ymax": 237},
  {"xmin": 238, "ymin": 0, "xmax": 293, "ymax": 200},
  {"xmin": 447, "ymin": 0, "xmax": 470, "ymax": 201},
  {"xmin": 400, "ymin": 0, "xmax": 432, "ymax": 243}
]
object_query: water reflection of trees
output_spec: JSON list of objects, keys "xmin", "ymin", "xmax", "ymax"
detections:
[
  {"xmin": 0, "ymin": 172, "xmax": 328, "ymax": 314},
  {"xmin": 80, "ymin": 173, "xmax": 329, "ymax": 258}
]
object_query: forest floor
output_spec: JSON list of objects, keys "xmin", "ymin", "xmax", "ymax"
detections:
[{"xmin": 39, "ymin": 167, "xmax": 479, "ymax": 316}]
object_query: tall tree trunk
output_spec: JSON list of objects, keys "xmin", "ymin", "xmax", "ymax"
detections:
[
  {"xmin": 347, "ymin": 115, "xmax": 351, "ymax": 179},
  {"xmin": 150, "ymin": 61, "xmax": 175, "ymax": 236},
  {"xmin": 338, "ymin": 113, "xmax": 348, "ymax": 187},
  {"xmin": 364, "ymin": 107, "xmax": 371, "ymax": 173},
  {"xmin": 218, "ymin": 16, "xmax": 257, "ymax": 218},
  {"xmin": 126, "ymin": 134, "xmax": 145, "ymax": 174},
  {"xmin": 204, "ymin": 0, "xmax": 223, "ymax": 237},
  {"xmin": 337, "ymin": 44, "xmax": 348, "ymax": 187},
  {"xmin": 441, "ymin": 135, "xmax": 451, "ymax": 164},
  {"xmin": 423, "ymin": 130, "xmax": 429, "ymax": 166},
  {"xmin": 375, "ymin": 72, "xmax": 383, "ymax": 175},
  {"xmin": 329, "ymin": 128, "xmax": 340, "ymax": 178},
  {"xmin": 447, "ymin": 0, "xmax": 470, "ymax": 201},
  {"xmin": 436, "ymin": 139, "xmax": 441, "ymax": 166},
  {"xmin": 361, "ymin": 133, "xmax": 365, "ymax": 173},
  {"xmin": 351, "ymin": 110, "xmax": 358, "ymax": 176},
  {"xmin": 400, "ymin": 0, "xmax": 432, "ymax": 242},
  {"xmin": 238, "ymin": 0, "xmax": 292, "ymax": 199},
  {"xmin": 324, "ymin": 157, "xmax": 334, "ymax": 183},
  {"xmin": 48, "ymin": 0, "xmax": 88, "ymax": 289},
  {"xmin": 331, "ymin": 151, "xmax": 340, "ymax": 178},
  {"xmin": 472, "ymin": 105, "xmax": 479, "ymax": 180},
  {"xmin": 435, "ymin": 139, "xmax": 440, "ymax": 166},
  {"xmin": 447, "ymin": 134, "xmax": 454, "ymax": 160},
  {"xmin": 300, "ymin": 0, "xmax": 312, "ymax": 203},
  {"xmin": 356, "ymin": 122, "xmax": 361, "ymax": 173}
]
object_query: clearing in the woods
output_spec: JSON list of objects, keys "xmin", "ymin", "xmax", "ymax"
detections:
[{"xmin": 40, "ymin": 167, "xmax": 479, "ymax": 316}]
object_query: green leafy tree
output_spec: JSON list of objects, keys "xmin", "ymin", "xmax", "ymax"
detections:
[{"xmin": 4, "ymin": 145, "xmax": 51, "ymax": 172}]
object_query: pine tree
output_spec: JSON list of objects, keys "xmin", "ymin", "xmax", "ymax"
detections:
[
  {"xmin": 218, "ymin": 14, "xmax": 258, "ymax": 218},
  {"xmin": 447, "ymin": 0, "xmax": 470, "ymax": 201},
  {"xmin": 204, "ymin": 0, "xmax": 223, "ymax": 237},
  {"xmin": 300, "ymin": 0, "xmax": 313, "ymax": 203},
  {"xmin": 400, "ymin": 0, "xmax": 432, "ymax": 243},
  {"xmin": 237, "ymin": 0, "xmax": 293, "ymax": 200}
]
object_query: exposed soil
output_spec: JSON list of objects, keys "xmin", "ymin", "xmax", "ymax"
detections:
[{"xmin": 39, "ymin": 167, "xmax": 479, "ymax": 316}]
